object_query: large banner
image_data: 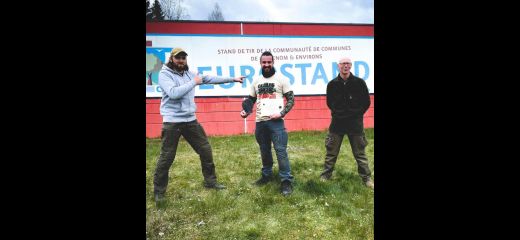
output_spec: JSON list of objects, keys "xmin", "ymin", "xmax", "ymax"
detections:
[{"xmin": 146, "ymin": 34, "xmax": 373, "ymax": 97}]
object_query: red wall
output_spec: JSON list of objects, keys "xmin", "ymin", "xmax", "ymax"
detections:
[
  {"xmin": 146, "ymin": 95, "xmax": 373, "ymax": 138},
  {"xmin": 146, "ymin": 21, "xmax": 374, "ymax": 138}
]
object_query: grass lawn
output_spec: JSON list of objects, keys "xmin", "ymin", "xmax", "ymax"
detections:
[{"xmin": 146, "ymin": 129, "xmax": 374, "ymax": 239}]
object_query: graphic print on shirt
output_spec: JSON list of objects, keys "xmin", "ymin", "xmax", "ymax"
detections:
[{"xmin": 257, "ymin": 83, "xmax": 277, "ymax": 99}]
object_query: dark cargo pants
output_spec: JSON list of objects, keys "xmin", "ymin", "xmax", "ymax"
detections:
[
  {"xmin": 153, "ymin": 120, "xmax": 217, "ymax": 194},
  {"xmin": 321, "ymin": 132, "xmax": 372, "ymax": 181}
]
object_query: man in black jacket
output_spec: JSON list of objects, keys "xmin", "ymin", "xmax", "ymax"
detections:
[{"xmin": 320, "ymin": 57, "xmax": 374, "ymax": 189}]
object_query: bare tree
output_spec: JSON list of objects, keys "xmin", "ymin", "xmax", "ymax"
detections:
[
  {"xmin": 146, "ymin": 0, "xmax": 153, "ymax": 20},
  {"xmin": 160, "ymin": 0, "xmax": 190, "ymax": 20},
  {"xmin": 150, "ymin": 0, "xmax": 165, "ymax": 20},
  {"xmin": 208, "ymin": 3, "xmax": 224, "ymax": 21}
]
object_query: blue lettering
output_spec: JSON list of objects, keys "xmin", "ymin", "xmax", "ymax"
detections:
[
  {"xmin": 354, "ymin": 61, "xmax": 369, "ymax": 80},
  {"xmin": 295, "ymin": 63, "xmax": 311, "ymax": 85},
  {"xmin": 280, "ymin": 64, "xmax": 294, "ymax": 85},
  {"xmin": 197, "ymin": 66, "xmax": 214, "ymax": 90},
  {"xmin": 240, "ymin": 65, "xmax": 255, "ymax": 88},
  {"xmin": 219, "ymin": 66, "xmax": 235, "ymax": 89},
  {"xmin": 332, "ymin": 62, "xmax": 339, "ymax": 78},
  {"xmin": 311, "ymin": 63, "xmax": 328, "ymax": 85}
]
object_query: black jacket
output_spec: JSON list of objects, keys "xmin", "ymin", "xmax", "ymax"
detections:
[{"xmin": 327, "ymin": 73, "xmax": 371, "ymax": 134}]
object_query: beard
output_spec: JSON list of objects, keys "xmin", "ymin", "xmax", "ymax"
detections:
[
  {"xmin": 167, "ymin": 61, "xmax": 189, "ymax": 72},
  {"xmin": 261, "ymin": 66, "xmax": 276, "ymax": 78}
]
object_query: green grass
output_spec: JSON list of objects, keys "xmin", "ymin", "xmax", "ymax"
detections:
[{"xmin": 146, "ymin": 129, "xmax": 374, "ymax": 240}]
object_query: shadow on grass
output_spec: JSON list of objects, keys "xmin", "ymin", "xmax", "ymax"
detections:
[
  {"xmin": 298, "ymin": 170, "xmax": 361, "ymax": 196},
  {"xmin": 299, "ymin": 179, "xmax": 329, "ymax": 195},
  {"xmin": 244, "ymin": 228, "xmax": 261, "ymax": 240}
]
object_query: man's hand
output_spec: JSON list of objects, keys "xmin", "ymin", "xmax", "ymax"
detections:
[
  {"xmin": 269, "ymin": 113, "xmax": 282, "ymax": 120},
  {"xmin": 234, "ymin": 76, "xmax": 245, "ymax": 83},
  {"xmin": 194, "ymin": 73, "xmax": 203, "ymax": 85},
  {"xmin": 240, "ymin": 110, "xmax": 249, "ymax": 118}
]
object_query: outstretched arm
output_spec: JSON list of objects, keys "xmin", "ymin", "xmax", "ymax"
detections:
[
  {"xmin": 158, "ymin": 71, "xmax": 196, "ymax": 100},
  {"xmin": 199, "ymin": 72, "xmax": 245, "ymax": 84}
]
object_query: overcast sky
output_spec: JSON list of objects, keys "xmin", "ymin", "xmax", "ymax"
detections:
[{"xmin": 177, "ymin": 0, "xmax": 373, "ymax": 24}]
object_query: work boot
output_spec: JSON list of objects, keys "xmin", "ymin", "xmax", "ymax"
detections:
[
  {"xmin": 281, "ymin": 180, "xmax": 293, "ymax": 196},
  {"xmin": 204, "ymin": 182, "xmax": 227, "ymax": 190}
]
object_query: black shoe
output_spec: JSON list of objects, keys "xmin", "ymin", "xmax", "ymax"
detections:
[
  {"xmin": 255, "ymin": 175, "xmax": 273, "ymax": 186},
  {"xmin": 281, "ymin": 180, "xmax": 293, "ymax": 196},
  {"xmin": 154, "ymin": 193, "xmax": 165, "ymax": 202},
  {"xmin": 204, "ymin": 182, "xmax": 226, "ymax": 190}
]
